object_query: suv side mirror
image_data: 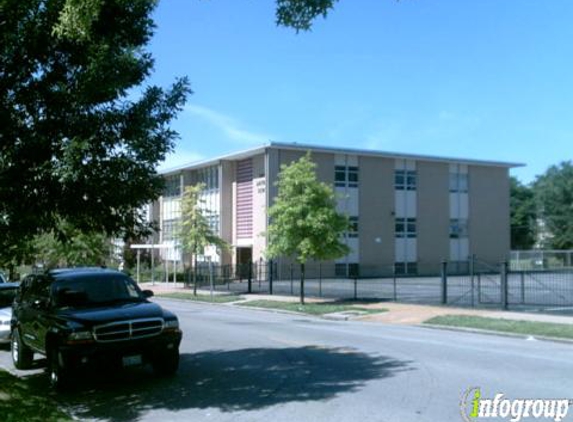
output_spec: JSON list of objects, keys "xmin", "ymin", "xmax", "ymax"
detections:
[{"xmin": 142, "ymin": 290, "xmax": 154, "ymax": 299}]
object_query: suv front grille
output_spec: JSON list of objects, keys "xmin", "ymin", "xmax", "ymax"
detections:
[{"xmin": 93, "ymin": 318, "xmax": 164, "ymax": 343}]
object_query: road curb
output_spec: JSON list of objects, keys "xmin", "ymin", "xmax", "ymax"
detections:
[
  {"xmin": 156, "ymin": 296, "xmax": 363, "ymax": 320},
  {"xmin": 421, "ymin": 323, "xmax": 573, "ymax": 345}
]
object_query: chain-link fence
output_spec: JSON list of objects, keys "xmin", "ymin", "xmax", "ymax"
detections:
[
  {"xmin": 179, "ymin": 257, "xmax": 573, "ymax": 313},
  {"xmin": 511, "ymin": 250, "xmax": 573, "ymax": 271}
]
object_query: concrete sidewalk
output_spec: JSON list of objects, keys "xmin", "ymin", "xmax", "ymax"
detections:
[{"xmin": 141, "ymin": 282, "xmax": 573, "ymax": 326}]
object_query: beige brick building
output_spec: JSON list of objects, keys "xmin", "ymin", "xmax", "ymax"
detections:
[{"xmin": 153, "ymin": 142, "xmax": 520, "ymax": 276}]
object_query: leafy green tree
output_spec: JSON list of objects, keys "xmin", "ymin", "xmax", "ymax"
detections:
[
  {"xmin": 177, "ymin": 184, "xmax": 228, "ymax": 295},
  {"xmin": 510, "ymin": 177, "xmax": 537, "ymax": 250},
  {"xmin": 266, "ymin": 153, "xmax": 349, "ymax": 304},
  {"xmin": 32, "ymin": 220, "xmax": 114, "ymax": 268},
  {"xmin": 534, "ymin": 161, "xmax": 573, "ymax": 249},
  {"xmin": 55, "ymin": 0, "xmax": 341, "ymax": 34},
  {"xmin": 275, "ymin": 0, "xmax": 339, "ymax": 31},
  {"xmin": 0, "ymin": 0, "xmax": 190, "ymax": 266}
]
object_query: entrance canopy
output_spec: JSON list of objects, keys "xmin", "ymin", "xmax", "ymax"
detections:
[{"xmin": 130, "ymin": 243, "xmax": 178, "ymax": 285}]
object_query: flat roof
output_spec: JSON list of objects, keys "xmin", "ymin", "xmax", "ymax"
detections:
[{"xmin": 160, "ymin": 141, "xmax": 524, "ymax": 175}]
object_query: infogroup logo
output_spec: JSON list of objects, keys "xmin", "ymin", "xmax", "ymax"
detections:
[{"xmin": 460, "ymin": 387, "xmax": 571, "ymax": 422}]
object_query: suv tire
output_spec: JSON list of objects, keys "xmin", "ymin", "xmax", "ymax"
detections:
[
  {"xmin": 12, "ymin": 327, "xmax": 34, "ymax": 370},
  {"xmin": 48, "ymin": 346, "xmax": 71, "ymax": 391},
  {"xmin": 153, "ymin": 349, "xmax": 180, "ymax": 377}
]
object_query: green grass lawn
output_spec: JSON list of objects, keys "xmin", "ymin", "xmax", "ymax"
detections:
[
  {"xmin": 0, "ymin": 370, "xmax": 72, "ymax": 422},
  {"xmin": 237, "ymin": 300, "xmax": 387, "ymax": 316},
  {"xmin": 156, "ymin": 292, "xmax": 241, "ymax": 303},
  {"xmin": 424, "ymin": 315, "xmax": 573, "ymax": 340}
]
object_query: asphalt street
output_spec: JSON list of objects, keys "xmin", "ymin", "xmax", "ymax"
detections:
[{"xmin": 1, "ymin": 298, "xmax": 572, "ymax": 422}]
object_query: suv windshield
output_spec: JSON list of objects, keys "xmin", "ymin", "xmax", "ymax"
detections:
[{"xmin": 53, "ymin": 276, "xmax": 144, "ymax": 308}]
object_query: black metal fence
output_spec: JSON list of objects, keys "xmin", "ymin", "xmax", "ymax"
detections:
[{"xmin": 182, "ymin": 258, "xmax": 573, "ymax": 312}]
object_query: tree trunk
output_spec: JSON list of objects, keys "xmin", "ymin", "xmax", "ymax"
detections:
[
  {"xmin": 193, "ymin": 254, "xmax": 198, "ymax": 296},
  {"xmin": 300, "ymin": 262, "xmax": 305, "ymax": 305}
]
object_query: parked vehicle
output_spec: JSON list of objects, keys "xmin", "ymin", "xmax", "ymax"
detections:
[
  {"xmin": 11, "ymin": 267, "xmax": 182, "ymax": 389},
  {"xmin": 0, "ymin": 283, "xmax": 19, "ymax": 344}
]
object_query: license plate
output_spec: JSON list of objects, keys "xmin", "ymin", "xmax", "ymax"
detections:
[{"xmin": 122, "ymin": 355, "xmax": 142, "ymax": 367}]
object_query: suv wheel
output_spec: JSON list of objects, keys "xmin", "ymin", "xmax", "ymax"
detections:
[
  {"xmin": 12, "ymin": 328, "xmax": 33, "ymax": 370},
  {"xmin": 48, "ymin": 346, "xmax": 70, "ymax": 390},
  {"xmin": 153, "ymin": 349, "xmax": 180, "ymax": 377}
]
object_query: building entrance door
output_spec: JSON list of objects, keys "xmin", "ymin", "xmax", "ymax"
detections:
[{"xmin": 236, "ymin": 247, "xmax": 252, "ymax": 278}]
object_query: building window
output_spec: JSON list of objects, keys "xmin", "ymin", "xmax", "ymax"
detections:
[
  {"xmin": 449, "ymin": 172, "xmax": 468, "ymax": 193},
  {"xmin": 335, "ymin": 166, "xmax": 359, "ymax": 188},
  {"xmin": 163, "ymin": 175, "xmax": 181, "ymax": 197},
  {"xmin": 395, "ymin": 262, "xmax": 417, "ymax": 275},
  {"xmin": 449, "ymin": 261, "xmax": 469, "ymax": 274},
  {"xmin": 348, "ymin": 216, "xmax": 359, "ymax": 238},
  {"xmin": 449, "ymin": 219, "xmax": 468, "ymax": 239},
  {"xmin": 207, "ymin": 214, "xmax": 220, "ymax": 234},
  {"xmin": 162, "ymin": 219, "xmax": 178, "ymax": 241},
  {"xmin": 197, "ymin": 165, "xmax": 219, "ymax": 191},
  {"xmin": 335, "ymin": 263, "xmax": 359, "ymax": 278},
  {"xmin": 395, "ymin": 170, "xmax": 416, "ymax": 190},
  {"xmin": 395, "ymin": 218, "xmax": 417, "ymax": 238}
]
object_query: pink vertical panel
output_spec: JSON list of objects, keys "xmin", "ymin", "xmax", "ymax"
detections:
[{"xmin": 236, "ymin": 159, "xmax": 253, "ymax": 239}]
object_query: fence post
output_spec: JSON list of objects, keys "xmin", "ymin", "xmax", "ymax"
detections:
[
  {"xmin": 290, "ymin": 263, "xmax": 294, "ymax": 295},
  {"xmin": 441, "ymin": 261, "xmax": 448, "ymax": 305},
  {"xmin": 520, "ymin": 271, "xmax": 525, "ymax": 304},
  {"xmin": 247, "ymin": 261, "xmax": 252, "ymax": 294},
  {"xmin": 319, "ymin": 263, "xmax": 322, "ymax": 297},
  {"xmin": 501, "ymin": 261, "xmax": 509, "ymax": 310},
  {"xmin": 269, "ymin": 259, "xmax": 273, "ymax": 295},
  {"xmin": 258, "ymin": 258, "xmax": 262, "ymax": 289},
  {"xmin": 392, "ymin": 270, "xmax": 397, "ymax": 301},
  {"xmin": 353, "ymin": 276, "xmax": 358, "ymax": 300},
  {"xmin": 477, "ymin": 273, "xmax": 482, "ymax": 304},
  {"xmin": 470, "ymin": 254, "xmax": 475, "ymax": 307}
]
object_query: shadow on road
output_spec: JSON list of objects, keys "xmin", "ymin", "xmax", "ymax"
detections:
[{"xmin": 43, "ymin": 346, "xmax": 413, "ymax": 421}]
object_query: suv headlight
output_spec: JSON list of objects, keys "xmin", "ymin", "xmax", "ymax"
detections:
[
  {"xmin": 65, "ymin": 330, "xmax": 94, "ymax": 344},
  {"xmin": 164, "ymin": 319, "xmax": 179, "ymax": 329},
  {"xmin": 164, "ymin": 319, "xmax": 180, "ymax": 334}
]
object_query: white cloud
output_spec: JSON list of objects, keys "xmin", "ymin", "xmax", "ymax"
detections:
[
  {"xmin": 157, "ymin": 150, "xmax": 204, "ymax": 172},
  {"xmin": 186, "ymin": 104, "xmax": 272, "ymax": 145}
]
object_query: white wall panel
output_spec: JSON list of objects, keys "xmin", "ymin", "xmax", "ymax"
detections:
[
  {"xmin": 346, "ymin": 238, "xmax": 359, "ymax": 262},
  {"xmin": 347, "ymin": 189, "xmax": 359, "ymax": 216},
  {"xmin": 395, "ymin": 238, "xmax": 417, "ymax": 263},
  {"xmin": 395, "ymin": 191, "xmax": 416, "ymax": 218},
  {"xmin": 395, "ymin": 239, "xmax": 406, "ymax": 262},
  {"xmin": 449, "ymin": 238, "xmax": 469, "ymax": 261}
]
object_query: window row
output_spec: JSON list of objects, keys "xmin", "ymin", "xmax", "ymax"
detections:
[
  {"xmin": 163, "ymin": 175, "xmax": 181, "ymax": 198},
  {"xmin": 449, "ymin": 218, "xmax": 468, "ymax": 239},
  {"xmin": 162, "ymin": 219, "xmax": 178, "ymax": 241},
  {"xmin": 394, "ymin": 170, "xmax": 417, "ymax": 190},
  {"xmin": 395, "ymin": 218, "xmax": 416, "ymax": 238},
  {"xmin": 197, "ymin": 166, "xmax": 219, "ymax": 191},
  {"xmin": 394, "ymin": 262, "xmax": 417, "ymax": 275},
  {"xmin": 335, "ymin": 263, "xmax": 360, "ymax": 278},
  {"xmin": 162, "ymin": 214, "xmax": 221, "ymax": 241},
  {"xmin": 335, "ymin": 166, "xmax": 359, "ymax": 188},
  {"xmin": 207, "ymin": 214, "xmax": 220, "ymax": 234},
  {"xmin": 335, "ymin": 262, "xmax": 422, "ymax": 277},
  {"xmin": 449, "ymin": 172, "xmax": 468, "ymax": 193},
  {"xmin": 331, "ymin": 167, "xmax": 469, "ymax": 193},
  {"xmin": 395, "ymin": 218, "xmax": 469, "ymax": 239}
]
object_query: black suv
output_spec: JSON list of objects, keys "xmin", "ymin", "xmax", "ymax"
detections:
[{"xmin": 11, "ymin": 267, "xmax": 182, "ymax": 389}]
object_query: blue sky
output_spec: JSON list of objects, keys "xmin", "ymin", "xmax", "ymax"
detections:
[{"xmin": 148, "ymin": 0, "xmax": 573, "ymax": 183}]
